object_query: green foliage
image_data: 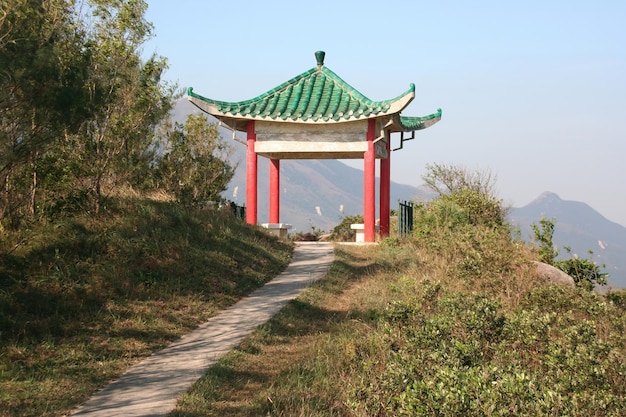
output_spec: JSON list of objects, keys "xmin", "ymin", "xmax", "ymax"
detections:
[
  {"xmin": 293, "ymin": 223, "xmax": 325, "ymax": 241},
  {"xmin": 343, "ymin": 270, "xmax": 626, "ymax": 416},
  {"xmin": 156, "ymin": 115, "xmax": 234, "ymax": 207},
  {"xmin": 531, "ymin": 217, "xmax": 559, "ymax": 264},
  {"xmin": 0, "ymin": 0, "xmax": 178, "ymax": 226},
  {"xmin": 61, "ymin": 0, "xmax": 175, "ymax": 213},
  {"xmin": 421, "ymin": 163, "xmax": 507, "ymax": 228},
  {"xmin": 330, "ymin": 214, "xmax": 363, "ymax": 241},
  {"xmin": 0, "ymin": 0, "xmax": 244, "ymax": 237},
  {"xmin": 555, "ymin": 247, "xmax": 608, "ymax": 291},
  {"xmin": 410, "ymin": 168, "xmax": 527, "ymax": 295},
  {"xmin": 159, "ymin": 199, "xmax": 626, "ymax": 417},
  {"xmin": 413, "ymin": 198, "xmax": 470, "ymax": 239},
  {"xmin": 605, "ymin": 289, "xmax": 626, "ymax": 309},
  {"xmin": 441, "ymin": 188, "xmax": 506, "ymax": 227},
  {"xmin": 531, "ymin": 218, "xmax": 607, "ymax": 290},
  {"xmin": 0, "ymin": 0, "xmax": 89, "ymax": 226}
]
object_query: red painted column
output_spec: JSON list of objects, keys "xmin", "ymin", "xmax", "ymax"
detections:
[
  {"xmin": 364, "ymin": 118, "xmax": 376, "ymax": 242},
  {"xmin": 246, "ymin": 121, "xmax": 257, "ymax": 225},
  {"xmin": 269, "ymin": 159, "xmax": 280, "ymax": 223},
  {"xmin": 380, "ymin": 130, "xmax": 391, "ymax": 238}
]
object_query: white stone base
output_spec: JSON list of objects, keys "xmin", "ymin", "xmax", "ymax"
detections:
[
  {"xmin": 350, "ymin": 223, "xmax": 365, "ymax": 242},
  {"xmin": 261, "ymin": 223, "xmax": 292, "ymax": 239},
  {"xmin": 350, "ymin": 223, "xmax": 380, "ymax": 242}
]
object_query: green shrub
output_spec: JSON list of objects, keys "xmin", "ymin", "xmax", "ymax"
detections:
[
  {"xmin": 531, "ymin": 217, "xmax": 559, "ymax": 264},
  {"xmin": 555, "ymin": 247, "xmax": 608, "ymax": 291},
  {"xmin": 531, "ymin": 217, "xmax": 608, "ymax": 290},
  {"xmin": 440, "ymin": 188, "xmax": 506, "ymax": 228},
  {"xmin": 421, "ymin": 163, "xmax": 507, "ymax": 228},
  {"xmin": 413, "ymin": 199, "xmax": 470, "ymax": 238},
  {"xmin": 337, "ymin": 176, "xmax": 625, "ymax": 415},
  {"xmin": 330, "ymin": 214, "xmax": 363, "ymax": 241},
  {"xmin": 606, "ymin": 289, "xmax": 626, "ymax": 309},
  {"xmin": 345, "ymin": 280, "xmax": 626, "ymax": 416}
]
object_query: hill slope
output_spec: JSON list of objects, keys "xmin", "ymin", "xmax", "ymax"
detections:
[{"xmin": 0, "ymin": 197, "xmax": 293, "ymax": 417}]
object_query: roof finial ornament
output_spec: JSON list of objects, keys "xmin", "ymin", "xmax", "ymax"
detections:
[{"xmin": 315, "ymin": 51, "xmax": 325, "ymax": 68}]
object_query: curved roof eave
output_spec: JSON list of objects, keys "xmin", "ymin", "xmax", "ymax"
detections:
[
  {"xmin": 381, "ymin": 108, "xmax": 442, "ymax": 134},
  {"xmin": 187, "ymin": 83, "xmax": 415, "ymax": 125},
  {"xmin": 398, "ymin": 108, "xmax": 443, "ymax": 132}
]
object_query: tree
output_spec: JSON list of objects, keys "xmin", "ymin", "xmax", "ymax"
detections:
[
  {"xmin": 531, "ymin": 217, "xmax": 607, "ymax": 290},
  {"xmin": 422, "ymin": 163, "xmax": 506, "ymax": 227},
  {"xmin": 423, "ymin": 162, "xmax": 498, "ymax": 197},
  {"xmin": 0, "ymin": 0, "xmax": 186, "ymax": 226},
  {"xmin": 0, "ymin": 0, "xmax": 88, "ymax": 226},
  {"xmin": 157, "ymin": 114, "xmax": 234, "ymax": 207},
  {"xmin": 530, "ymin": 217, "xmax": 559, "ymax": 264},
  {"xmin": 57, "ymin": 0, "xmax": 175, "ymax": 213}
]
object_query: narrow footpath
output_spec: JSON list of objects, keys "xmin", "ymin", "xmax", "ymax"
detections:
[{"xmin": 70, "ymin": 241, "xmax": 335, "ymax": 417}]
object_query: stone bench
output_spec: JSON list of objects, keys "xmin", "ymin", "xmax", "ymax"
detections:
[
  {"xmin": 261, "ymin": 223, "xmax": 292, "ymax": 239},
  {"xmin": 350, "ymin": 223, "xmax": 379, "ymax": 242}
]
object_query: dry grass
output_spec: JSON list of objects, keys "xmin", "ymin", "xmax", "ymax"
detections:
[
  {"xmin": 171, "ymin": 220, "xmax": 626, "ymax": 416},
  {"xmin": 0, "ymin": 196, "xmax": 292, "ymax": 417},
  {"xmin": 4, "ymin": 190, "xmax": 623, "ymax": 416},
  {"xmin": 170, "ymin": 244, "xmax": 385, "ymax": 417}
]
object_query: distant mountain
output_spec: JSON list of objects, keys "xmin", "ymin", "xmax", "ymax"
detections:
[{"xmin": 509, "ymin": 192, "xmax": 626, "ymax": 289}]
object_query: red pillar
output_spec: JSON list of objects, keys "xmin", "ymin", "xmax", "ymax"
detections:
[
  {"xmin": 364, "ymin": 118, "xmax": 376, "ymax": 242},
  {"xmin": 380, "ymin": 130, "xmax": 390, "ymax": 238},
  {"xmin": 246, "ymin": 121, "xmax": 257, "ymax": 225},
  {"xmin": 269, "ymin": 159, "xmax": 280, "ymax": 223}
]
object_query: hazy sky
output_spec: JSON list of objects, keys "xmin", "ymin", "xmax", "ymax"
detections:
[{"xmin": 144, "ymin": 0, "xmax": 626, "ymax": 226}]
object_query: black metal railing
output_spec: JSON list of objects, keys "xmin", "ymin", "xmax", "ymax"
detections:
[
  {"xmin": 398, "ymin": 200, "xmax": 414, "ymax": 237},
  {"xmin": 228, "ymin": 201, "xmax": 246, "ymax": 220}
]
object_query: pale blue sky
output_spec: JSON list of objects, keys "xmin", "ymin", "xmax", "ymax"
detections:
[{"xmin": 144, "ymin": 0, "xmax": 626, "ymax": 226}]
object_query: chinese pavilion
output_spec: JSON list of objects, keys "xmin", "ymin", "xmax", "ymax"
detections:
[{"xmin": 188, "ymin": 51, "xmax": 441, "ymax": 242}]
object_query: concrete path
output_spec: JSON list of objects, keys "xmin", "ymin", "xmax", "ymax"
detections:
[{"xmin": 70, "ymin": 242, "xmax": 334, "ymax": 417}]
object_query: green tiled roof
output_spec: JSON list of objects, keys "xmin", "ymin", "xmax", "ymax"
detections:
[
  {"xmin": 399, "ymin": 110, "xmax": 443, "ymax": 131},
  {"xmin": 188, "ymin": 51, "xmax": 441, "ymax": 131}
]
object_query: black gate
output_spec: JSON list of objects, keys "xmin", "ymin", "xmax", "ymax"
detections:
[
  {"xmin": 398, "ymin": 200, "xmax": 414, "ymax": 237},
  {"xmin": 229, "ymin": 201, "xmax": 246, "ymax": 220}
]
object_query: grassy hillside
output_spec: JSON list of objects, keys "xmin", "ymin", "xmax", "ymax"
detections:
[
  {"xmin": 171, "ymin": 198, "xmax": 626, "ymax": 416},
  {"xmin": 2, "ymin": 186, "xmax": 626, "ymax": 416},
  {"xmin": 0, "ymin": 192, "xmax": 293, "ymax": 417}
]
